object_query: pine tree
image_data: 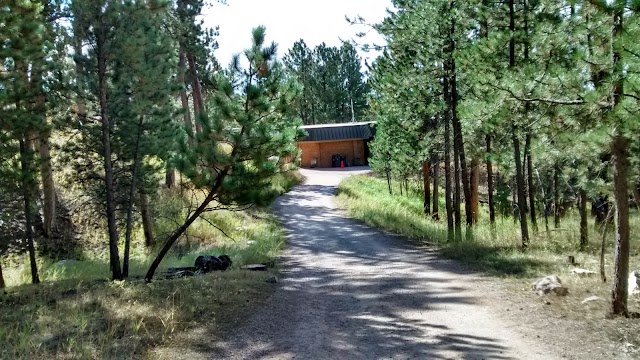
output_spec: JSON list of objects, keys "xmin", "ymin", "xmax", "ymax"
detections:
[
  {"xmin": 145, "ymin": 26, "xmax": 302, "ymax": 281},
  {"xmin": 0, "ymin": 0, "xmax": 47, "ymax": 284}
]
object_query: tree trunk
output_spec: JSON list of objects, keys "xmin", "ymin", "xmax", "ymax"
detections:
[
  {"xmin": 145, "ymin": 168, "xmax": 229, "ymax": 282},
  {"xmin": 610, "ymin": 134, "xmax": 630, "ymax": 315},
  {"xmin": 37, "ymin": 130, "xmax": 56, "ymax": 237},
  {"xmin": 0, "ymin": 261, "xmax": 5, "ymax": 288},
  {"xmin": 123, "ymin": 119, "xmax": 144, "ymax": 278},
  {"xmin": 443, "ymin": 86, "xmax": 454, "ymax": 241},
  {"xmin": 178, "ymin": 49, "xmax": 194, "ymax": 144},
  {"xmin": 97, "ymin": 32, "xmax": 123, "ymax": 281},
  {"xmin": 525, "ymin": 133, "xmax": 537, "ymax": 231},
  {"xmin": 140, "ymin": 191, "xmax": 154, "ymax": 248},
  {"xmin": 19, "ymin": 138, "xmax": 40, "ymax": 284},
  {"xmin": 579, "ymin": 189, "xmax": 589, "ymax": 251},
  {"xmin": 432, "ymin": 153, "xmax": 440, "ymax": 221},
  {"xmin": 513, "ymin": 126, "xmax": 529, "ymax": 249},
  {"xmin": 386, "ymin": 168, "xmax": 392, "ymax": 195},
  {"xmin": 186, "ymin": 52, "xmax": 204, "ymax": 134},
  {"xmin": 453, "ymin": 134, "xmax": 461, "ymax": 238},
  {"xmin": 470, "ymin": 158, "xmax": 480, "ymax": 224},
  {"xmin": 165, "ymin": 166, "xmax": 176, "ymax": 189},
  {"xmin": 486, "ymin": 135, "xmax": 496, "ymax": 225},
  {"xmin": 609, "ymin": 2, "xmax": 629, "ymax": 316},
  {"xmin": 423, "ymin": 161, "xmax": 431, "ymax": 215},
  {"xmin": 554, "ymin": 166, "xmax": 561, "ymax": 228}
]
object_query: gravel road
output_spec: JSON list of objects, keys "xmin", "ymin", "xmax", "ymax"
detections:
[{"xmin": 211, "ymin": 168, "xmax": 559, "ymax": 359}]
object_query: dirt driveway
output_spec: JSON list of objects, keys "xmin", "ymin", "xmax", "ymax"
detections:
[{"xmin": 211, "ymin": 168, "xmax": 559, "ymax": 359}]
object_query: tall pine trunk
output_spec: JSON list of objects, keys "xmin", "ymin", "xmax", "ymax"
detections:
[
  {"xmin": 432, "ymin": 153, "xmax": 440, "ymax": 221},
  {"xmin": 97, "ymin": 30, "xmax": 123, "ymax": 281},
  {"xmin": 554, "ymin": 166, "xmax": 561, "ymax": 228},
  {"xmin": 508, "ymin": 0, "xmax": 528, "ymax": 249},
  {"xmin": 486, "ymin": 135, "xmax": 496, "ymax": 225},
  {"xmin": 423, "ymin": 161, "xmax": 431, "ymax": 215},
  {"xmin": 19, "ymin": 138, "xmax": 40, "ymax": 284},
  {"xmin": 123, "ymin": 118, "xmax": 143, "ymax": 278},
  {"xmin": 579, "ymin": 189, "xmax": 589, "ymax": 251},
  {"xmin": 449, "ymin": 11, "xmax": 472, "ymax": 229},
  {"xmin": 470, "ymin": 158, "xmax": 480, "ymax": 224},
  {"xmin": 443, "ymin": 80, "xmax": 454, "ymax": 241},
  {"xmin": 140, "ymin": 191, "xmax": 154, "ymax": 247},
  {"xmin": 187, "ymin": 52, "xmax": 204, "ymax": 134},
  {"xmin": 525, "ymin": 133, "xmax": 537, "ymax": 231},
  {"xmin": 513, "ymin": 127, "xmax": 530, "ymax": 249},
  {"xmin": 178, "ymin": 50, "xmax": 194, "ymax": 144},
  {"xmin": 609, "ymin": 3, "xmax": 630, "ymax": 317},
  {"xmin": 37, "ymin": 131, "xmax": 56, "ymax": 237},
  {"xmin": 0, "ymin": 261, "xmax": 5, "ymax": 288}
]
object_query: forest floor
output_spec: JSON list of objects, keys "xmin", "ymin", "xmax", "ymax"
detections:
[{"xmin": 204, "ymin": 167, "xmax": 630, "ymax": 359}]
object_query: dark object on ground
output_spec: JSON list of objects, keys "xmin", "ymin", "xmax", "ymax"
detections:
[
  {"xmin": 266, "ymin": 275, "xmax": 278, "ymax": 284},
  {"xmin": 195, "ymin": 255, "xmax": 232, "ymax": 273},
  {"xmin": 241, "ymin": 264, "xmax": 268, "ymax": 271},
  {"xmin": 331, "ymin": 154, "xmax": 347, "ymax": 168}
]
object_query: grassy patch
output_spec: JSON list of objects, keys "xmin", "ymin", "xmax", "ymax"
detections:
[
  {"xmin": 0, "ymin": 170, "xmax": 302, "ymax": 358},
  {"xmin": 337, "ymin": 175, "xmax": 640, "ymax": 278}
]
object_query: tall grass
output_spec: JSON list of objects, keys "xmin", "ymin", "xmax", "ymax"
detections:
[{"xmin": 337, "ymin": 175, "xmax": 640, "ymax": 278}]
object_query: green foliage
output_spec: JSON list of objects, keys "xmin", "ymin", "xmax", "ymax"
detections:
[
  {"xmin": 284, "ymin": 40, "xmax": 369, "ymax": 124},
  {"xmin": 175, "ymin": 26, "xmax": 303, "ymax": 206}
]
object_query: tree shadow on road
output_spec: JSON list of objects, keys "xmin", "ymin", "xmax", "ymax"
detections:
[{"xmin": 197, "ymin": 182, "xmax": 532, "ymax": 359}]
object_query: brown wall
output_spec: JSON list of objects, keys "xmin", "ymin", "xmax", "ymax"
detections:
[{"xmin": 297, "ymin": 139, "xmax": 366, "ymax": 168}]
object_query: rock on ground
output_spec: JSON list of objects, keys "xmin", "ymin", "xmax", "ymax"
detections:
[{"xmin": 532, "ymin": 275, "xmax": 569, "ymax": 296}]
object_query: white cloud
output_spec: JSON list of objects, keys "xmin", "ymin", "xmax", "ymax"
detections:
[{"xmin": 202, "ymin": 0, "xmax": 392, "ymax": 68}]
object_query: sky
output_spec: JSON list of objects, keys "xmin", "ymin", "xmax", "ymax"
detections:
[{"xmin": 202, "ymin": 0, "xmax": 393, "ymax": 68}]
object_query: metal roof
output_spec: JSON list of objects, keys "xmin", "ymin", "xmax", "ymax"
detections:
[{"xmin": 300, "ymin": 122, "xmax": 375, "ymax": 142}]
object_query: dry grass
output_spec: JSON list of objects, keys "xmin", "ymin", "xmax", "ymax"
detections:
[
  {"xmin": 0, "ymin": 170, "xmax": 303, "ymax": 359},
  {"xmin": 337, "ymin": 175, "xmax": 640, "ymax": 353},
  {"xmin": 0, "ymin": 271, "xmax": 273, "ymax": 359}
]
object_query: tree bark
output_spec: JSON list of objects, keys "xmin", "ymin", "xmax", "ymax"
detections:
[
  {"xmin": 140, "ymin": 191, "xmax": 154, "ymax": 248},
  {"xmin": 432, "ymin": 153, "xmax": 440, "ymax": 221},
  {"xmin": 443, "ymin": 84, "xmax": 454, "ymax": 241},
  {"xmin": 0, "ymin": 260, "xmax": 5, "ymax": 288},
  {"xmin": 423, "ymin": 161, "xmax": 431, "ymax": 215},
  {"xmin": 186, "ymin": 51, "xmax": 204, "ymax": 134},
  {"xmin": 610, "ymin": 134, "xmax": 630, "ymax": 315},
  {"xmin": 178, "ymin": 50, "xmax": 194, "ymax": 144},
  {"xmin": 97, "ymin": 29, "xmax": 123, "ymax": 281},
  {"xmin": 449, "ymin": 13, "xmax": 472, "ymax": 229},
  {"xmin": 525, "ymin": 133, "xmax": 537, "ymax": 231},
  {"xmin": 486, "ymin": 135, "xmax": 495, "ymax": 225},
  {"xmin": 609, "ymin": 1, "xmax": 629, "ymax": 317},
  {"xmin": 513, "ymin": 126, "xmax": 530, "ymax": 249},
  {"xmin": 123, "ymin": 119, "xmax": 144, "ymax": 278},
  {"xmin": 554, "ymin": 166, "xmax": 561, "ymax": 228},
  {"xmin": 470, "ymin": 158, "xmax": 480, "ymax": 224},
  {"xmin": 579, "ymin": 189, "xmax": 589, "ymax": 251},
  {"xmin": 165, "ymin": 166, "xmax": 176, "ymax": 189},
  {"xmin": 20, "ymin": 138, "xmax": 40, "ymax": 284},
  {"xmin": 37, "ymin": 130, "xmax": 56, "ymax": 237}
]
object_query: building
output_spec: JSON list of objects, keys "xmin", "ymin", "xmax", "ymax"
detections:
[{"xmin": 297, "ymin": 122, "xmax": 375, "ymax": 168}]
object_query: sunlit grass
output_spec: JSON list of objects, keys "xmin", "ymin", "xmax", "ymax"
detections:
[
  {"xmin": 0, "ymin": 170, "xmax": 302, "ymax": 359},
  {"xmin": 337, "ymin": 175, "xmax": 640, "ymax": 278}
]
